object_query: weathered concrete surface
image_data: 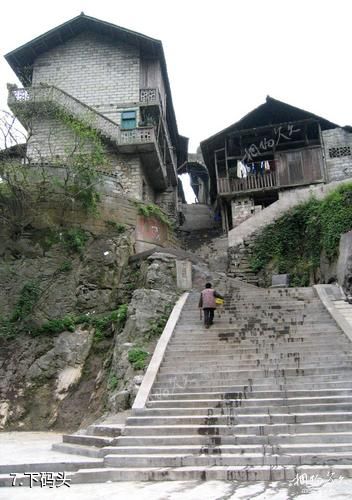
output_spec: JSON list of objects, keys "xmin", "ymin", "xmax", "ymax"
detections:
[{"xmin": 0, "ymin": 432, "xmax": 99, "ymax": 465}]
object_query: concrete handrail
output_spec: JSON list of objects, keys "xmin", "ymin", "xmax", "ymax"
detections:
[
  {"xmin": 132, "ymin": 292, "xmax": 189, "ymax": 412},
  {"xmin": 314, "ymin": 284, "xmax": 352, "ymax": 344}
]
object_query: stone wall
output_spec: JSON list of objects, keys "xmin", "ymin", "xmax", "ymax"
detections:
[
  {"xmin": 155, "ymin": 188, "xmax": 178, "ymax": 222},
  {"xmin": 322, "ymin": 128, "xmax": 352, "ymax": 182},
  {"xmin": 32, "ymin": 32, "xmax": 140, "ymax": 124},
  {"xmin": 231, "ymin": 197, "xmax": 262, "ymax": 228},
  {"xmin": 26, "ymin": 116, "xmax": 154, "ymax": 202}
]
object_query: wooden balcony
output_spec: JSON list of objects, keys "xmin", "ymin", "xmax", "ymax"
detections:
[{"xmin": 218, "ymin": 171, "xmax": 278, "ymax": 195}]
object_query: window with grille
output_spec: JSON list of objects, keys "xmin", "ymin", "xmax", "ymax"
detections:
[{"xmin": 328, "ymin": 146, "xmax": 351, "ymax": 158}]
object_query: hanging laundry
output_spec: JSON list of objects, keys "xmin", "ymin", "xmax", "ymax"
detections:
[
  {"xmin": 264, "ymin": 161, "xmax": 271, "ymax": 171},
  {"xmin": 237, "ymin": 161, "xmax": 247, "ymax": 178}
]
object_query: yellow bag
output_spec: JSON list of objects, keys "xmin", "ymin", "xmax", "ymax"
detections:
[{"xmin": 215, "ymin": 298, "xmax": 224, "ymax": 305}]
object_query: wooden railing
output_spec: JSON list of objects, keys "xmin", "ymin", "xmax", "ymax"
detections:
[{"xmin": 218, "ymin": 171, "xmax": 278, "ymax": 194}]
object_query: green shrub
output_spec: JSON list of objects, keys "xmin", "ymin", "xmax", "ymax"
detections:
[
  {"xmin": 34, "ymin": 315, "xmax": 76, "ymax": 335},
  {"xmin": 250, "ymin": 183, "xmax": 352, "ymax": 286},
  {"xmin": 135, "ymin": 202, "xmax": 172, "ymax": 228},
  {"xmin": 58, "ymin": 260, "xmax": 73, "ymax": 272},
  {"xmin": 107, "ymin": 374, "xmax": 119, "ymax": 391},
  {"xmin": 11, "ymin": 281, "xmax": 41, "ymax": 322},
  {"xmin": 105, "ymin": 220, "xmax": 126, "ymax": 233},
  {"xmin": 62, "ymin": 228, "xmax": 89, "ymax": 253},
  {"xmin": 128, "ymin": 348, "xmax": 149, "ymax": 370},
  {"xmin": 0, "ymin": 316, "xmax": 17, "ymax": 338}
]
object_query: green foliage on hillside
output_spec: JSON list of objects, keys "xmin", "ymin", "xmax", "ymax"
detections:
[
  {"xmin": 128, "ymin": 348, "xmax": 149, "ymax": 370},
  {"xmin": 250, "ymin": 183, "xmax": 352, "ymax": 286}
]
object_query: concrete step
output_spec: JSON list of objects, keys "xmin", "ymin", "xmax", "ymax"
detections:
[
  {"xmin": 155, "ymin": 366, "xmax": 352, "ymax": 381},
  {"xmin": 103, "ymin": 451, "xmax": 352, "ymax": 467},
  {"xmin": 161, "ymin": 352, "xmax": 352, "ymax": 363},
  {"xmin": 160, "ymin": 355, "xmax": 352, "ymax": 368},
  {"xmin": 126, "ymin": 412, "xmax": 352, "ymax": 426},
  {"xmin": 58, "ymin": 464, "xmax": 352, "ymax": 483},
  {"xmin": 86, "ymin": 424, "xmax": 124, "ymax": 437},
  {"xmin": 51, "ymin": 442, "xmax": 104, "ymax": 458},
  {"xmin": 0, "ymin": 457, "xmax": 103, "ymax": 475},
  {"xmin": 149, "ymin": 389, "xmax": 352, "ymax": 400},
  {"xmin": 122, "ymin": 421, "xmax": 352, "ymax": 436},
  {"xmin": 101, "ymin": 442, "xmax": 352, "ymax": 456},
  {"xmin": 166, "ymin": 342, "xmax": 352, "ymax": 353},
  {"xmin": 141, "ymin": 403, "xmax": 352, "ymax": 416},
  {"xmin": 112, "ymin": 432, "xmax": 352, "ymax": 446},
  {"xmin": 63, "ymin": 434, "xmax": 114, "ymax": 447},
  {"xmin": 147, "ymin": 395, "xmax": 352, "ymax": 408},
  {"xmin": 153, "ymin": 373, "xmax": 352, "ymax": 388}
]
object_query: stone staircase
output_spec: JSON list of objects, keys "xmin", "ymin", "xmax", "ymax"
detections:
[
  {"xmin": 228, "ymin": 237, "xmax": 258, "ymax": 285},
  {"xmin": 179, "ymin": 204, "xmax": 219, "ymax": 232},
  {"xmin": 50, "ymin": 280, "xmax": 352, "ymax": 483}
]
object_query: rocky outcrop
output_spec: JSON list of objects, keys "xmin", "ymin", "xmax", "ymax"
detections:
[
  {"xmin": 108, "ymin": 252, "xmax": 180, "ymax": 414},
  {"xmin": 0, "ymin": 227, "xmax": 181, "ymax": 430}
]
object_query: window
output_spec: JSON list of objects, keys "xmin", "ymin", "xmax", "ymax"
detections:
[
  {"xmin": 121, "ymin": 110, "xmax": 137, "ymax": 130},
  {"xmin": 329, "ymin": 146, "xmax": 351, "ymax": 158}
]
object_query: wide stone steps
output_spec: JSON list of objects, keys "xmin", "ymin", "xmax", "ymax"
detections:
[{"xmin": 47, "ymin": 284, "xmax": 352, "ymax": 483}]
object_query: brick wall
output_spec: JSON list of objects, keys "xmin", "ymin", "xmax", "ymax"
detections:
[
  {"xmin": 322, "ymin": 128, "xmax": 352, "ymax": 182},
  {"xmin": 27, "ymin": 30, "xmax": 170, "ymax": 209},
  {"xmin": 32, "ymin": 32, "xmax": 140, "ymax": 123},
  {"xmin": 155, "ymin": 188, "xmax": 179, "ymax": 221}
]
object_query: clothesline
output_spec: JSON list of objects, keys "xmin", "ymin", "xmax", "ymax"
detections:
[{"xmin": 236, "ymin": 160, "xmax": 275, "ymax": 178}]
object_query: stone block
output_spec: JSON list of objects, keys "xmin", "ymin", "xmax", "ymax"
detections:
[
  {"xmin": 176, "ymin": 260, "xmax": 192, "ymax": 290},
  {"xmin": 271, "ymin": 274, "xmax": 290, "ymax": 287}
]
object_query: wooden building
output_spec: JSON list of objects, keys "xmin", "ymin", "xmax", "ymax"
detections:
[{"xmin": 201, "ymin": 96, "xmax": 352, "ymax": 232}]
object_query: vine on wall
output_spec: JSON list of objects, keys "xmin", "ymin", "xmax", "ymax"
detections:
[{"xmin": 250, "ymin": 183, "xmax": 352, "ymax": 286}]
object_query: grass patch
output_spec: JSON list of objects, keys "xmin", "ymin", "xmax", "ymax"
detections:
[
  {"xmin": 11, "ymin": 281, "xmax": 41, "ymax": 322},
  {"xmin": 105, "ymin": 220, "xmax": 126, "ymax": 233},
  {"xmin": 128, "ymin": 348, "xmax": 149, "ymax": 370},
  {"xmin": 58, "ymin": 260, "xmax": 73, "ymax": 272}
]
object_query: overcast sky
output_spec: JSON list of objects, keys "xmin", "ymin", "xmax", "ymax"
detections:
[{"xmin": 1, "ymin": 0, "xmax": 351, "ymax": 200}]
